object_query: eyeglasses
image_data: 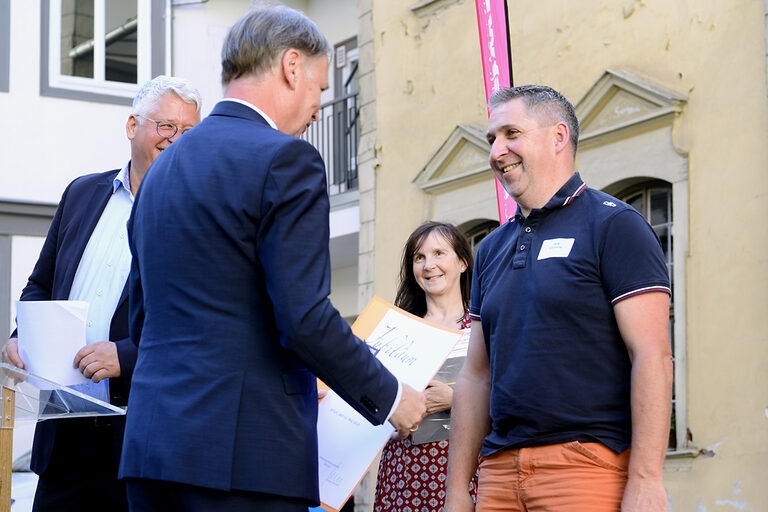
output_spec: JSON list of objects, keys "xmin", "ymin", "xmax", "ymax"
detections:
[{"xmin": 136, "ymin": 114, "xmax": 190, "ymax": 139}]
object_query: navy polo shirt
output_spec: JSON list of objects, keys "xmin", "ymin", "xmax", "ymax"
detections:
[{"xmin": 469, "ymin": 173, "xmax": 670, "ymax": 455}]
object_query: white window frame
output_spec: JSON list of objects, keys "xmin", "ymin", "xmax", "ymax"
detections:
[
  {"xmin": 45, "ymin": 0, "xmax": 153, "ymax": 100},
  {"xmin": 0, "ymin": 0, "xmax": 9, "ymax": 92}
]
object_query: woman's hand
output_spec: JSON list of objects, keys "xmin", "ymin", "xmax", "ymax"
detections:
[{"xmin": 424, "ymin": 379, "xmax": 453, "ymax": 416}]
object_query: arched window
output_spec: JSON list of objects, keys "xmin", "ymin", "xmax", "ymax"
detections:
[
  {"xmin": 619, "ymin": 181, "xmax": 678, "ymax": 449},
  {"xmin": 463, "ymin": 220, "xmax": 498, "ymax": 256}
]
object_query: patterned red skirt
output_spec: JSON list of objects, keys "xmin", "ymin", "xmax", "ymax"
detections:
[{"xmin": 373, "ymin": 437, "xmax": 477, "ymax": 512}]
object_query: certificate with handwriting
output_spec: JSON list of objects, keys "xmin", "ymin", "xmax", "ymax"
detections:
[{"xmin": 317, "ymin": 296, "xmax": 463, "ymax": 511}]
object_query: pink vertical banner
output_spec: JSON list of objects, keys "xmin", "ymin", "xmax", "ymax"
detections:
[{"xmin": 475, "ymin": 0, "xmax": 517, "ymax": 224}]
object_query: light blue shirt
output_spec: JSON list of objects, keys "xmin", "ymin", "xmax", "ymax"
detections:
[{"xmin": 68, "ymin": 163, "xmax": 134, "ymax": 401}]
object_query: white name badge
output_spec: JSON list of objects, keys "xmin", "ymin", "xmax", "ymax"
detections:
[{"xmin": 537, "ymin": 238, "xmax": 575, "ymax": 260}]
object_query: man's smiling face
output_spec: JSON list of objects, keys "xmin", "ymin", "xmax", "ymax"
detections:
[{"xmin": 486, "ymin": 97, "xmax": 559, "ymax": 209}]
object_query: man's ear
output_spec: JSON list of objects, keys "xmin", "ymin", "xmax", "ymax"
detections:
[
  {"xmin": 280, "ymin": 48, "xmax": 301, "ymax": 90},
  {"xmin": 553, "ymin": 122, "xmax": 570, "ymax": 154},
  {"xmin": 126, "ymin": 115, "xmax": 138, "ymax": 141}
]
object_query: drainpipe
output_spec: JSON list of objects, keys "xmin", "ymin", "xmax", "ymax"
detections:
[
  {"xmin": 167, "ymin": 0, "xmax": 210, "ymax": 75},
  {"xmin": 165, "ymin": 0, "xmax": 173, "ymax": 75}
]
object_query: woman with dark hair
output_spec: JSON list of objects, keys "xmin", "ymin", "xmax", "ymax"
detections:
[{"xmin": 373, "ymin": 221, "xmax": 477, "ymax": 512}]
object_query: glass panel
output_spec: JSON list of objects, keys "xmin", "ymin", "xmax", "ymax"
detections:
[
  {"xmin": 466, "ymin": 221, "xmax": 498, "ymax": 256},
  {"xmin": 626, "ymin": 192, "xmax": 644, "ymax": 216},
  {"xmin": 618, "ymin": 183, "xmax": 676, "ymax": 450},
  {"xmin": 60, "ymin": 0, "xmax": 95, "ymax": 78},
  {"xmin": 105, "ymin": 0, "xmax": 138, "ymax": 83},
  {"xmin": 1, "ymin": 363, "xmax": 125, "ymax": 420},
  {"xmin": 653, "ymin": 226, "xmax": 669, "ymax": 259},
  {"xmin": 650, "ymin": 189, "xmax": 669, "ymax": 226}
]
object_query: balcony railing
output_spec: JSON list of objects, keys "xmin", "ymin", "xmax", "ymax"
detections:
[{"xmin": 303, "ymin": 91, "xmax": 359, "ymax": 196}]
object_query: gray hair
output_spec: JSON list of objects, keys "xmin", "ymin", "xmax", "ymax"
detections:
[
  {"xmin": 221, "ymin": 5, "xmax": 330, "ymax": 85},
  {"xmin": 131, "ymin": 75, "xmax": 202, "ymax": 117},
  {"xmin": 489, "ymin": 85, "xmax": 580, "ymax": 153}
]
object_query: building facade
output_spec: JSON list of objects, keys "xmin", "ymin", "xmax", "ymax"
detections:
[
  {"xmin": 2, "ymin": 0, "xmax": 767, "ymax": 509},
  {"xmin": 361, "ymin": 0, "xmax": 768, "ymax": 509},
  {"xmin": 0, "ymin": 0, "xmax": 362, "ymax": 494}
]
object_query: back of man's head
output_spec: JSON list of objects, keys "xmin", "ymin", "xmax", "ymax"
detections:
[
  {"xmin": 221, "ymin": 5, "xmax": 330, "ymax": 86},
  {"xmin": 490, "ymin": 85, "xmax": 580, "ymax": 154},
  {"xmin": 132, "ymin": 75, "xmax": 202, "ymax": 117}
]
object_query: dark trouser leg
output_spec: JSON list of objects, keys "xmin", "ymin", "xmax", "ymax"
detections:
[{"xmin": 125, "ymin": 478, "xmax": 312, "ymax": 512}]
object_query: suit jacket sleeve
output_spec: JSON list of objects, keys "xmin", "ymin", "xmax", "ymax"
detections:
[
  {"xmin": 257, "ymin": 138, "xmax": 398, "ymax": 426},
  {"xmin": 127, "ymin": 205, "xmax": 145, "ymax": 349}
]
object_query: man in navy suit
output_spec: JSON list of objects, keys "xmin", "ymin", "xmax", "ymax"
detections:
[
  {"xmin": 2, "ymin": 76, "xmax": 201, "ymax": 511},
  {"xmin": 121, "ymin": 6, "xmax": 426, "ymax": 512}
]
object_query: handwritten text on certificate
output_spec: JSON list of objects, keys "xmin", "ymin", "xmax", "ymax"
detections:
[{"xmin": 317, "ymin": 299, "xmax": 463, "ymax": 510}]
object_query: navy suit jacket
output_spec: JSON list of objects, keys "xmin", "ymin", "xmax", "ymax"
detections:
[
  {"xmin": 120, "ymin": 101, "xmax": 399, "ymax": 503},
  {"xmin": 15, "ymin": 170, "xmax": 138, "ymax": 474}
]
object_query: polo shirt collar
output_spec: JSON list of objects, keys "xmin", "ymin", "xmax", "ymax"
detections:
[
  {"xmin": 545, "ymin": 172, "xmax": 587, "ymax": 209},
  {"xmin": 514, "ymin": 172, "xmax": 587, "ymax": 222}
]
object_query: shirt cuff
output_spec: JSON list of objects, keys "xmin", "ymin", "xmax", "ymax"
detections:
[
  {"xmin": 385, "ymin": 379, "xmax": 403, "ymax": 422},
  {"xmin": 611, "ymin": 285, "xmax": 671, "ymax": 305}
]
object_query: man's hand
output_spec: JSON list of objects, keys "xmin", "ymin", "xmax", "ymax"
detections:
[
  {"xmin": 389, "ymin": 383, "xmax": 426, "ymax": 439},
  {"xmin": 444, "ymin": 489, "xmax": 476, "ymax": 512},
  {"xmin": 1, "ymin": 338, "xmax": 25, "ymax": 369},
  {"xmin": 73, "ymin": 341, "xmax": 121, "ymax": 383},
  {"xmin": 425, "ymin": 379, "xmax": 453, "ymax": 416},
  {"xmin": 621, "ymin": 474, "xmax": 668, "ymax": 511}
]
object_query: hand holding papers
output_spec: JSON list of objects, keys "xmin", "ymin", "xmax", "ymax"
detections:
[
  {"xmin": 388, "ymin": 383, "xmax": 426, "ymax": 440},
  {"xmin": 16, "ymin": 301, "xmax": 89, "ymax": 386},
  {"xmin": 317, "ymin": 297, "xmax": 464, "ymax": 511}
]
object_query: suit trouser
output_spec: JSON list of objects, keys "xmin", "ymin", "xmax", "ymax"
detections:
[
  {"xmin": 32, "ymin": 417, "xmax": 128, "ymax": 512},
  {"xmin": 475, "ymin": 442, "xmax": 630, "ymax": 512},
  {"xmin": 125, "ymin": 478, "xmax": 313, "ymax": 512}
]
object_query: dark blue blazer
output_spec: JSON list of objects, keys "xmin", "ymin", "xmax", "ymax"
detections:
[
  {"xmin": 119, "ymin": 101, "xmax": 398, "ymax": 503},
  {"xmin": 15, "ymin": 170, "xmax": 138, "ymax": 474}
]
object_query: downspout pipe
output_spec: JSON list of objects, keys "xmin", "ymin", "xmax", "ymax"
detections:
[{"xmin": 165, "ymin": 0, "xmax": 173, "ymax": 75}]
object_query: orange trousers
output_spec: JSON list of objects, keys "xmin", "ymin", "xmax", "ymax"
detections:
[{"xmin": 476, "ymin": 442, "xmax": 629, "ymax": 512}]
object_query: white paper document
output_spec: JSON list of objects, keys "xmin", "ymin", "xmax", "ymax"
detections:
[
  {"xmin": 16, "ymin": 300, "xmax": 89, "ymax": 386},
  {"xmin": 317, "ymin": 303, "xmax": 463, "ymax": 510}
]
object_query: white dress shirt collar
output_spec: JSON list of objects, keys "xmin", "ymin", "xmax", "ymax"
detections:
[{"xmin": 218, "ymin": 98, "xmax": 278, "ymax": 130}]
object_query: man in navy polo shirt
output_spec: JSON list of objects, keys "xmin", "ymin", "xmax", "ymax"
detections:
[{"xmin": 445, "ymin": 85, "xmax": 672, "ymax": 512}]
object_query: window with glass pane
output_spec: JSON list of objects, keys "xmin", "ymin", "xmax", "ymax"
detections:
[
  {"xmin": 465, "ymin": 220, "xmax": 498, "ymax": 256},
  {"xmin": 620, "ymin": 182, "xmax": 677, "ymax": 449},
  {"xmin": 60, "ymin": 0, "xmax": 95, "ymax": 79},
  {"xmin": 44, "ymin": 0, "xmax": 153, "ymax": 103},
  {"xmin": 60, "ymin": 0, "xmax": 137, "ymax": 83},
  {"xmin": 105, "ymin": 0, "xmax": 137, "ymax": 83}
]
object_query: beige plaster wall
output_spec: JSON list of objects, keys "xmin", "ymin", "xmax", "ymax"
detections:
[
  {"xmin": 369, "ymin": 0, "xmax": 768, "ymax": 507},
  {"xmin": 370, "ymin": 0, "xmax": 488, "ymax": 301}
]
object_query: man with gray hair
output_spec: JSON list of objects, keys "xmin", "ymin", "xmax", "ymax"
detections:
[
  {"xmin": 446, "ymin": 85, "xmax": 672, "ymax": 511},
  {"xmin": 120, "ymin": 6, "xmax": 425, "ymax": 512},
  {"xmin": 2, "ymin": 75, "xmax": 201, "ymax": 511}
]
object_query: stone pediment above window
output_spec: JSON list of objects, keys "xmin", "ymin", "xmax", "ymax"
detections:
[
  {"xmin": 414, "ymin": 124, "xmax": 490, "ymax": 193},
  {"xmin": 577, "ymin": 69, "xmax": 687, "ymax": 149},
  {"xmin": 410, "ymin": 0, "xmax": 464, "ymax": 18}
]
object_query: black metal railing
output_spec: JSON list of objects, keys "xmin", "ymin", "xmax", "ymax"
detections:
[{"xmin": 303, "ymin": 91, "xmax": 360, "ymax": 196}]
